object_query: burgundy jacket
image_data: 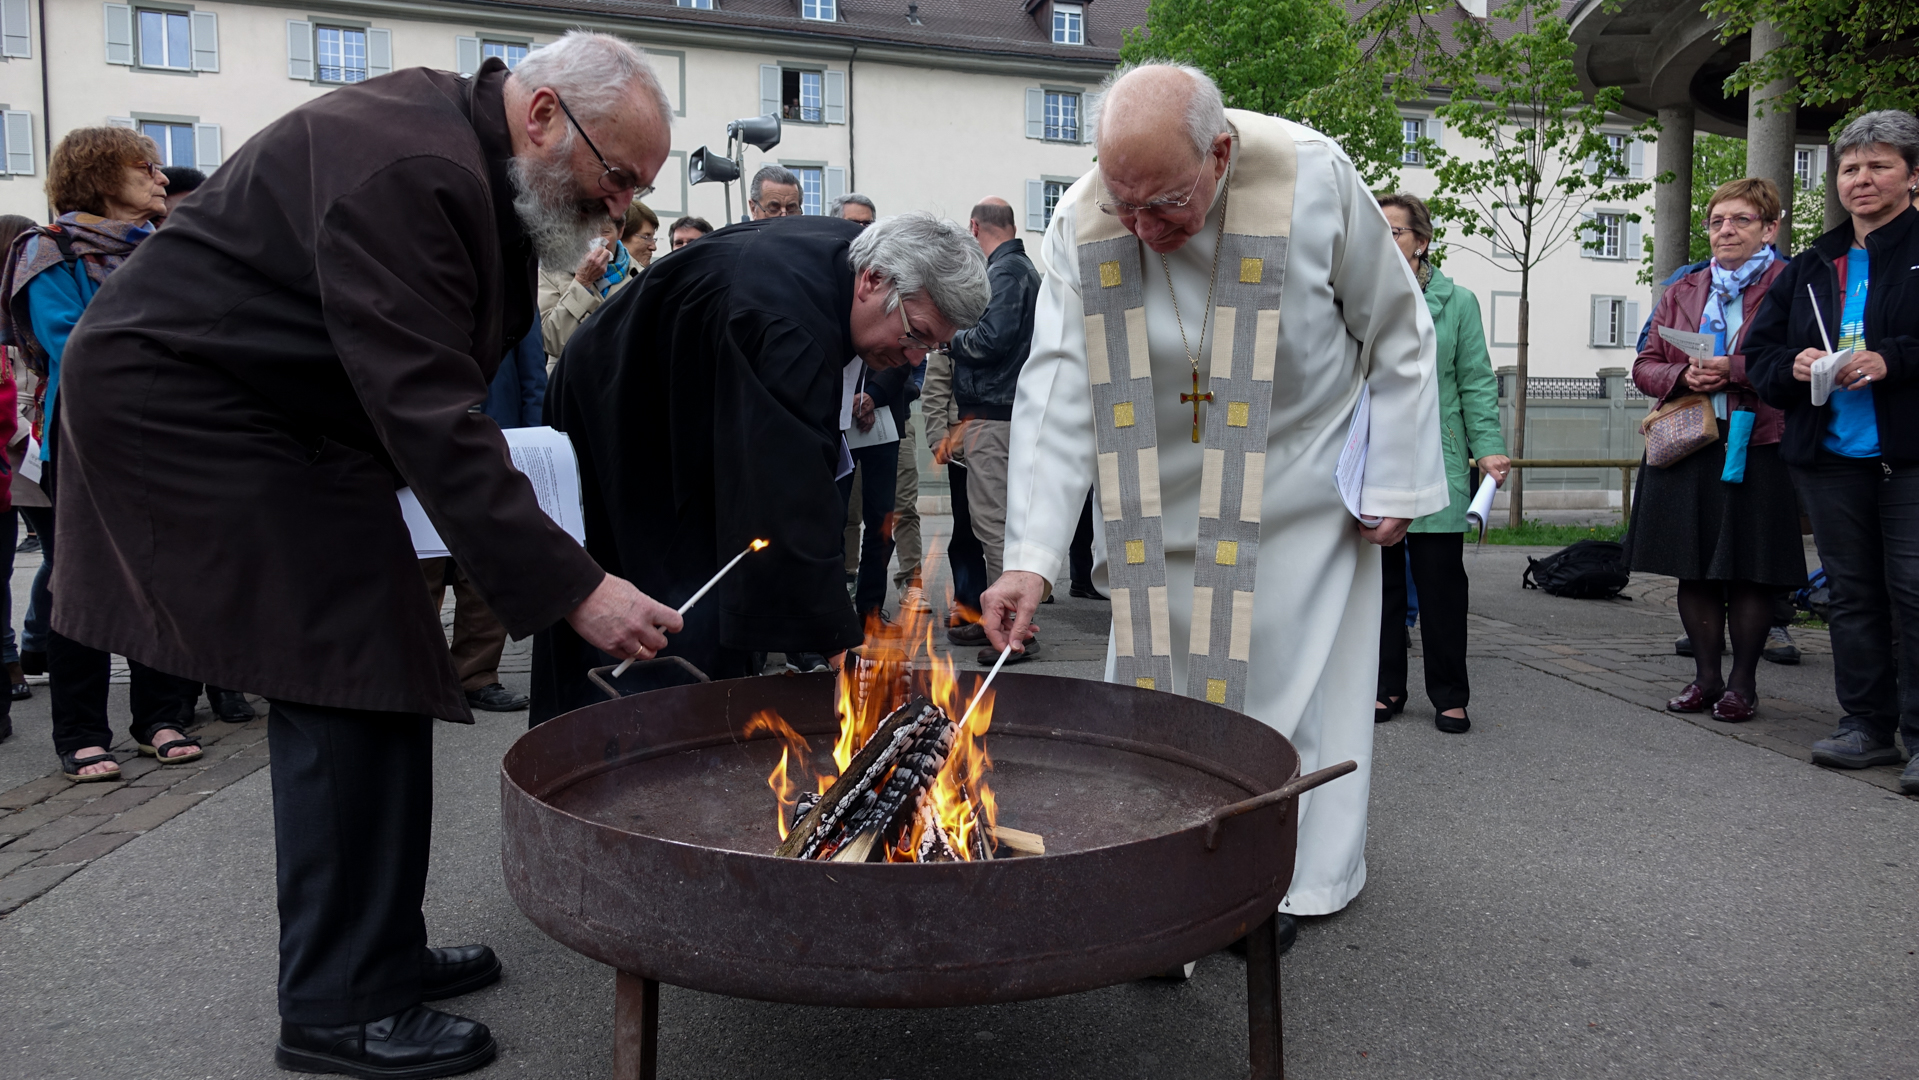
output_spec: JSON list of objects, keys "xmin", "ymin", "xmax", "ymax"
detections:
[{"xmin": 1633, "ymin": 258, "xmax": 1788, "ymax": 446}]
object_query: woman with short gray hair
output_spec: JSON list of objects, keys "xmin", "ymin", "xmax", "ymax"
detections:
[{"xmin": 1747, "ymin": 109, "xmax": 1919, "ymax": 793}]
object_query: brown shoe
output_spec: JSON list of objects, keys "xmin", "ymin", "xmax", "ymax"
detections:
[
  {"xmin": 1710, "ymin": 689, "xmax": 1755, "ymax": 722},
  {"xmin": 946, "ymin": 621, "xmax": 988, "ymax": 647},
  {"xmin": 1666, "ymin": 682, "xmax": 1722, "ymax": 713}
]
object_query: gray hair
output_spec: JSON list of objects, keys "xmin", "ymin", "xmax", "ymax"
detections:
[
  {"xmin": 1088, "ymin": 61, "xmax": 1230, "ymax": 161},
  {"xmin": 830, "ymin": 192, "xmax": 876, "ymax": 218},
  {"xmin": 1834, "ymin": 109, "xmax": 1919, "ymax": 172},
  {"xmin": 848, "ymin": 212, "xmax": 990, "ymax": 329},
  {"xmin": 751, "ymin": 164, "xmax": 801, "ymax": 204},
  {"xmin": 509, "ymin": 31, "xmax": 671, "ymax": 130}
]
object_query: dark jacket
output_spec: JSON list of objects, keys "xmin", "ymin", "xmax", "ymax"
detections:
[
  {"xmin": 485, "ymin": 329, "xmax": 548, "ymax": 429},
  {"xmin": 546, "ymin": 215, "xmax": 866, "ymax": 668},
  {"xmin": 862, "ymin": 363, "xmax": 917, "ymax": 432},
  {"xmin": 1634, "ymin": 257, "xmax": 1789, "ymax": 446},
  {"xmin": 1747, "ymin": 205, "xmax": 1919, "ymax": 466},
  {"xmin": 50, "ymin": 60, "xmax": 604, "ymax": 721},
  {"xmin": 946, "ymin": 238, "xmax": 1039, "ymax": 419}
]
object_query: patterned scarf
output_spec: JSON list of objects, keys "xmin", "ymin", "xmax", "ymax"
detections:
[
  {"xmin": 0, "ymin": 212, "xmax": 152, "ymax": 377},
  {"xmin": 1699, "ymin": 246, "xmax": 1774, "ymax": 354}
]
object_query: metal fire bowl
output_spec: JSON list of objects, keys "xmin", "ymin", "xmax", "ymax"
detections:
[{"xmin": 500, "ymin": 671, "xmax": 1308, "ymax": 1009}]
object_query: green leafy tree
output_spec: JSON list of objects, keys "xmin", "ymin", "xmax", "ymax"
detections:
[
  {"xmin": 1703, "ymin": 0, "xmax": 1919, "ymax": 131},
  {"xmin": 1119, "ymin": 0, "xmax": 1405, "ymax": 186},
  {"xmin": 1354, "ymin": 0, "xmax": 1658, "ymax": 525}
]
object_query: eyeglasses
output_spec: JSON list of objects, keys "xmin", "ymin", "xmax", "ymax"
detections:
[
  {"xmin": 554, "ymin": 94, "xmax": 654, "ymax": 200},
  {"xmin": 1707, "ymin": 213, "xmax": 1766, "ymax": 232},
  {"xmin": 1388, "ymin": 226, "xmax": 1419, "ymax": 239},
  {"xmin": 1096, "ymin": 157, "xmax": 1214, "ymax": 217},
  {"xmin": 894, "ymin": 292, "xmax": 940, "ymax": 353},
  {"xmin": 131, "ymin": 160, "xmax": 164, "ymax": 180}
]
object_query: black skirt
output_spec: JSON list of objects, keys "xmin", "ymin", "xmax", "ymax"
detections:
[{"xmin": 1623, "ymin": 433, "xmax": 1807, "ymax": 588}]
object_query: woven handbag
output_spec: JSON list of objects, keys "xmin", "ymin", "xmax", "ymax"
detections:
[{"xmin": 1640, "ymin": 393, "xmax": 1718, "ymax": 467}]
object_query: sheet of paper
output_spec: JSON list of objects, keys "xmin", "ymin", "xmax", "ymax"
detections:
[
  {"xmin": 1465, "ymin": 473, "xmax": 1499, "ymax": 540},
  {"xmin": 1656, "ymin": 326, "xmax": 1717, "ymax": 361},
  {"xmin": 398, "ymin": 425, "xmax": 586, "ymax": 559},
  {"xmin": 1809, "ymin": 347, "xmax": 1851, "ymax": 407},
  {"xmin": 1335, "ymin": 384, "xmax": 1382, "ymax": 528},
  {"xmin": 18, "ymin": 437, "xmax": 41, "ymax": 485}
]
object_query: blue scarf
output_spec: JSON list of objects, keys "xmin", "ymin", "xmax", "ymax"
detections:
[
  {"xmin": 1699, "ymin": 247, "xmax": 1774, "ymax": 354},
  {"xmin": 595, "ymin": 240, "xmax": 631, "ymax": 298}
]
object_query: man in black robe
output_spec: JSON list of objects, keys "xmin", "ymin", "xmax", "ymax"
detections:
[{"xmin": 535, "ymin": 212, "xmax": 992, "ymax": 720}]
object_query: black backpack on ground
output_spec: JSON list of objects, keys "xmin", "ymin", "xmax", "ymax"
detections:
[{"xmin": 1522, "ymin": 540, "xmax": 1630, "ymax": 599}]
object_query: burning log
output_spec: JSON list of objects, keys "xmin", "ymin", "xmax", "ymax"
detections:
[{"xmin": 777, "ymin": 696, "xmax": 951, "ymax": 861}]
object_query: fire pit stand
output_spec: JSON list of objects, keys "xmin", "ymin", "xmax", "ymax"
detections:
[{"xmin": 502, "ymin": 671, "xmax": 1355, "ymax": 1080}]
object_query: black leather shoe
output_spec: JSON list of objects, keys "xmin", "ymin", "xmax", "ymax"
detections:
[
  {"xmin": 276, "ymin": 1004, "xmax": 495, "ymax": 1079},
  {"xmin": 1069, "ymin": 583, "xmax": 1108, "ymax": 600},
  {"xmin": 422, "ymin": 945, "xmax": 502, "ymax": 1001},
  {"xmin": 946, "ymin": 621, "xmax": 988, "ymax": 647},
  {"xmin": 465, "ymin": 683, "xmax": 529, "ymax": 712},
  {"xmin": 208, "ymin": 687, "xmax": 256, "ymax": 723},
  {"xmin": 1436, "ymin": 709, "xmax": 1471, "ymax": 734}
]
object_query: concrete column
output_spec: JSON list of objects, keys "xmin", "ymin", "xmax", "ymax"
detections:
[
  {"xmin": 1825, "ymin": 148, "xmax": 1846, "ymax": 231},
  {"xmin": 1653, "ymin": 104, "xmax": 1695, "ymax": 296},
  {"xmin": 1745, "ymin": 21, "xmax": 1799, "ymax": 253}
]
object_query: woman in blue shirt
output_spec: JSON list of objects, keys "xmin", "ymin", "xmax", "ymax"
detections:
[
  {"xmin": 1747, "ymin": 110, "xmax": 1919, "ymax": 795},
  {"xmin": 0, "ymin": 126, "xmax": 202, "ymax": 781}
]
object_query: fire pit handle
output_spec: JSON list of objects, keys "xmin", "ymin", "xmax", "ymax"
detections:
[{"xmin": 1202, "ymin": 760, "xmax": 1357, "ymax": 851}]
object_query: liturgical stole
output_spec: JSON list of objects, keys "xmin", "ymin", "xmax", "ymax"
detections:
[{"xmin": 1071, "ymin": 110, "xmax": 1298, "ymax": 711}]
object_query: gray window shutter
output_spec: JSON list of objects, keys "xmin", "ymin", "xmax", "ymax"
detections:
[
  {"xmin": 2, "ymin": 0, "xmax": 31, "ymax": 59},
  {"xmin": 105, "ymin": 3, "xmax": 133, "ymax": 65},
  {"xmin": 759, "ymin": 64, "xmax": 780, "ymax": 119},
  {"xmin": 287, "ymin": 20, "xmax": 313, "ymax": 80},
  {"xmin": 1628, "ymin": 139, "xmax": 1645, "ymax": 179},
  {"xmin": 366, "ymin": 28, "xmax": 391, "ymax": 77},
  {"xmin": 1026, "ymin": 179, "xmax": 1045, "ymax": 231},
  {"xmin": 1623, "ymin": 218, "xmax": 1642, "ymax": 260},
  {"xmin": 189, "ymin": 10, "xmax": 217, "ymax": 72},
  {"xmin": 1025, "ymin": 87, "xmax": 1044, "ymax": 139},
  {"xmin": 194, "ymin": 123, "xmax": 221, "ymax": 171},
  {"xmin": 1624, "ymin": 301, "xmax": 1641, "ymax": 342},
  {"xmin": 455, "ymin": 35, "xmax": 479, "ymax": 77},
  {"xmin": 824, "ymin": 70, "xmax": 845, "ymax": 125},
  {"xmin": 106, "ymin": 116, "xmax": 136, "ymax": 129},
  {"xmin": 1590, "ymin": 297, "xmax": 1612, "ymax": 347},
  {"xmin": 825, "ymin": 166, "xmax": 846, "ymax": 204},
  {"xmin": 3, "ymin": 110, "xmax": 32, "ymax": 175},
  {"xmin": 1426, "ymin": 116, "xmax": 1443, "ymax": 149},
  {"xmin": 1578, "ymin": 211, "xmax": 1597, "ymax": 258}
]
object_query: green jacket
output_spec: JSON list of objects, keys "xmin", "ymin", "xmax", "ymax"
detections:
[{"xmin": 1410, "ymin": 265, "xmax": 1507, "ymax": 534}]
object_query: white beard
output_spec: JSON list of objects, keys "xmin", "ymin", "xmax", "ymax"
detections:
[{"xmin": 509, "ymin": 143, "xmax": 605, "ymax": 270}]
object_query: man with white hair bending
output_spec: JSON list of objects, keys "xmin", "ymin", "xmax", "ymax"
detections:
[
  {"xmin": 981, "ymin": 63, "xmax": 1446, "ymax": 951},
  {"xmin": 54, "ymin": 32, "xmax": 676, "ymax": 1077},
  {"xmin": 537, "ymin": 212, "xmax": 989, "ymax": 718}
]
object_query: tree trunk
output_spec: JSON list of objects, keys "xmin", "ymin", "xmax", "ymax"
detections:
[{"xmin": 1506, "ymin": 277, "xmax": 1530, "ymax": 528}]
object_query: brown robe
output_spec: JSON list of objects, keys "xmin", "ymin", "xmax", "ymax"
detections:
[{"xmin": 51, "ymin": 59, "xmax": 604, "ymax": 721}]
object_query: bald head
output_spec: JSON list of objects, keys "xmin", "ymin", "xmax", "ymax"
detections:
[
  {"xmin": 970, "ymin": 196, "xmax": 1016, "ymax": 256},
  {"xmin": 1087, "ymin": 62, "xmax": 1234, "ymax": 254}
]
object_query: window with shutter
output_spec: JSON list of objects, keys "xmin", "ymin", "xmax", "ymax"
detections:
[
  {"xmin": 1024, "ymin": 88, "xmax": 1044, "ymax": 140},
  {"xmin": 1623, "ymin": 218, "xmax": 1642, "ymax": 261},
  {"xmin": 802, "ymin": 0, "xmax": 836, "ymax": 21},
  {"xmin": 455, "ymin": 36, "xmax": 481, "ymax": 76},
  {"xmin": 139, "ymin": 120, "xmax": 195, "ymax": 168},
  {"xmin": 194, "ymin": 123, "xmax": 221, "ymax": 171},
  {"xmin": 481, "ymin": 41, "xmax": 527, "ymax": 68},
  {"xmin": 1, "ymin": 0, "xmax": 31, "ymax": 59},
  {"xmin": 188, "ymin": 10, "xmax": 217, "ymax": 71},
  {"xmin": 1401, "ymin": 118, "xmax": 1425, "ymax": 165},
  {"xmin": 1026, "ymin": 179, "xmax": 1045, "ymax": 231},
  {"xmin": 825, "ymin": 166, "xmax": 846, "ymax": 205},
  {"xmin": 1043, "ymin": 91, "xmax": 1079, "ymax": 142},
  {"xmin": 1053, "ymin": 3, "xmax": 1083, "ymax": 44},
  {"xmin": 316, "ymin": 26, "xmax": 369, "ymax": 83},
  {"xmin": 790, "ymin": 166, "xmax": 824, "ymax": 214},
  {"xmin": 824, "ymin": 71, "xmax": 845, "ymax": 125},
  {"xmin": 105, "ymin": 4, "xmax": 134, "ymax": 66},
  {"xmin": 758, "ymin": 64, "xmax": 780, "ymax": 120},
  {"xmin": 3, "ymin": 110, "xmax": 33, "ymax": 175},
  {"xmin": 138, "ymin": 9, "xmax": 191, "ymax": 69},
  {"xmin": 1590, "ymin": 297, "xmax": 1614, "ymax": 347},
  {"xmin": 287, "ymin": 20, "xmax": 313, "ymax": 80},
  {"xmin": 366, "ymin": 28, "xmax": 391, "ymax": 78}
]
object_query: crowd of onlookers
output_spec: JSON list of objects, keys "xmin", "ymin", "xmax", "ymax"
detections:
[{"xmin": 0, "ymin": 109, "xmax": 1912, "ymax": 797}]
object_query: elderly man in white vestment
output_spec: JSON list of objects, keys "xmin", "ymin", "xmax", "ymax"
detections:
[{"xmin": 981, "ymin": 63, "xmax": 1447, "ymax": 946}]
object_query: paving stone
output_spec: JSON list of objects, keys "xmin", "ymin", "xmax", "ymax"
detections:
[
  {"xmin": 13, "ymin": 812, "xmax": 107, "ymax": 852},
  {"xmin": 0, "ymin": 775, "xmax": 66, "ymax": 810},
  {"xmin": 0, "ymin": 798, "xmax": 80, "ymax": 834},
  {"xmin": 0, "ymin": 862, "xmax": 84, "ymax": 914},
  {"xmin": 48, "ymin": 776, "xmax": 118, "ymax": 801},
  {"xmin": 81, "ymin": 784, "xmax": 162, "ymax": 818},
  {"xmin": 115, "ymin": 754, "xmax": 163, "ymax": 780},
  {"xmin": 129, "ymin": 764, "xmax": 182, "ymax": 787},
  {"xmin": 94, "ymin": 790, "xmax": 209, "ymax": 834},
  {"xmin": 0, "ymin": 848, "xmax": 42, "ymax": 876},
  {"xmin": 30, "ymin": 829, "xmax": 135, "ymax": 866},
  {"xmin": 186, "ymin": 749, "xmax": 269, "ymax": 791}
]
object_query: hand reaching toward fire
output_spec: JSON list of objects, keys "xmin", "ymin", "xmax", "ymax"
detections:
[
  {"xmin": 980, "ymin": 571, "xmax": 1044, "ymax": 655},
  {"xmin": 568, "ymin": 574, "xmax": 682, "ymax": 663}
]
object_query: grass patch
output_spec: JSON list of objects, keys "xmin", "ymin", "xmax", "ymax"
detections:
[{"xmin": 1479, "ymin": 519, "xmax": 1627, "ymax": 546}]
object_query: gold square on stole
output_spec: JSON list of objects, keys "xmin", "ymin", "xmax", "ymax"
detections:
[
  {"xmin": 1215, "ymin": 540, "xmax": 1238, "ymax": 565},
  {"xmin": 1227, "ymin": 401, "xmax": 1250, "ymax": 427},
  {"xmin": 1125, "ymin": 539, "xmax": 1146, "ymax": 564},
  {"xmin": 1239, "ymin": 257, "xmax": 1263, "ymax": 283},
  {"xmin": 1205, "ymin": 678, "xmax": 1228, "ymax": 704},
  {"xmin": 1113, "ymin": 401, "xmax": 1135, "ymax": 428},
  {"xmin": 1135, "ymin": 677, "xmax": 1156, "ymax": 689},
  {"xmin": 1099, "ymin": 261, "xmax": 1123, "ymax": 288}
]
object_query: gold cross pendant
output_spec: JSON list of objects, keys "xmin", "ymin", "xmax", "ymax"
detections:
[{"xmin": 1179, "ymin": 367, "xmax": 1213, "ymax": 443}]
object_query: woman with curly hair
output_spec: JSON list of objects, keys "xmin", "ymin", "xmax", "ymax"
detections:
[{"xmin": 0, "ymin": 125, "xmax": 201, "ymax": 781}]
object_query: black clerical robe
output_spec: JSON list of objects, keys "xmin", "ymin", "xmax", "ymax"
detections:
[{"xmin": 535, "ymin": 216, "xmax": 867, "ymax": 719}]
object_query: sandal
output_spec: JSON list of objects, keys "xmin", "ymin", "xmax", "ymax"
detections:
[
  {"xmin": 61, "ymin": 749, "xmax": 123, "ymax": 783},
  {"xmin": 138, "ymin": 731, "xmax": 204, "ymax": 765}
]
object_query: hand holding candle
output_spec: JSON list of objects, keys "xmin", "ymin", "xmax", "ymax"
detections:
[{"xmin": 611, "ymin": 539, "xmax": 770, "ymax": 676}]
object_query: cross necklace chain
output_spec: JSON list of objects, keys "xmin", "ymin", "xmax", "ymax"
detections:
[{"xmin": 1164, "ymin": 172, "xmax": 1231, "ymax": 443}]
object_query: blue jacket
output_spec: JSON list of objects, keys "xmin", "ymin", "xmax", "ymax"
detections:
[{"xmin": 484, "ymin": 329, "xmax": 547, "ymax": 429}]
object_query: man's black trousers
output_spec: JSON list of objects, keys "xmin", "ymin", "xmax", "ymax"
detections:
[
  {"xmin": 946, "ymin": 460, "xmax": 987, "ymax": 615},
  {"xmin": 1377, "ymin": 532, "xmax": 1472, "ymax": 713},
  {"xmin": 268, "ymin": 698, "xmax": 432, "ymax": 1025}
]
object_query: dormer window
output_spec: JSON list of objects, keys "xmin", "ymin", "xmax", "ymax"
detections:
[
  {"xmin": 1053, "ymin": 3, "xmax": 1083, "ymax": 45},
  {"xmin": 802, "ymin": 0, "xmax": 835, "ymax": 21}
]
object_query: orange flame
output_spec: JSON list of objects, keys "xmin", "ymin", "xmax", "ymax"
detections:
[
  {"xmin": 743, "ymin": 709, "xmax": 811, "ymax": 840},
  {"xmin": 750, "ymin": 538, "xmax": 770, "ymax": 551}
]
